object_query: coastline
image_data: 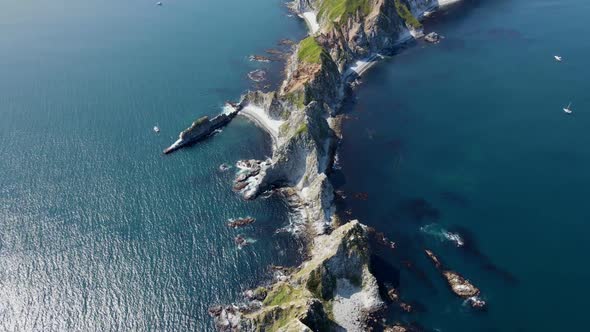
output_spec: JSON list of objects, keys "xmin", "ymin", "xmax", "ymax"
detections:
[
  {"xmin": 209, "ymin": 0, "xmax": 472, "ymax": 330},
  {"xmin": 234, "ymin": 105, "xmax": 282, "ymax": 144}
]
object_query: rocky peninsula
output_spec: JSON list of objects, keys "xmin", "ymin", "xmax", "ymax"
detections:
[{"xmin": 206, "ymin": 0, "xmax": 470, "ymax": 330}]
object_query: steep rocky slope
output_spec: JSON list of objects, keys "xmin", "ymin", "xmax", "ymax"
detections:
[{"xmin": 210, "ymin": 221, "xmax": 384, "ymax": 331}]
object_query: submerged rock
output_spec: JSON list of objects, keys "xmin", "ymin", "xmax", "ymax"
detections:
[
  {"xmin": 278, "ymin": 38, "xmax": 295, "ymax": 46},
  {"xmin": 249, "ymin": 55, "xmax": 272, "ymax": 63},
  {"xmin": 234, "ymin": 235, "xmax": 251, "ymax": 248},
  {"xmin": 227, "ymin": 217, "xmax": 256, "ymax": 228},
  {"xmin": 247, "ymin": 69, "xmax": 267, "ymax": 82}
]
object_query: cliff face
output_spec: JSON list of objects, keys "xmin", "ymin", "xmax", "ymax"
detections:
[
  {"xmin": 237, "ymin": 36, "xmax": 342, "ymax": 233},
  {"xmin": 237, "ymin": 0, "xmax": 440, "ymax": 234},
  {"xmin": 210, "ymin": 221, "xmax": 383, "ymax": 331},
  {"xmin": 292, "ymin": 0, "xmax": 439, "ymax": 69}
]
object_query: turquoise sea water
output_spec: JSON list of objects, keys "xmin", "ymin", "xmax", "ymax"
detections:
[
  {"xmin": 0, "ymin": 0, "xmax": 305, "ymax": 330},
  {"xmin": 2, "ymin": 0, "xmax": 590, "ymax": 331},
  {"xmin": 338, "ymin": 0, "xmax": 590, "ymax": 330}
]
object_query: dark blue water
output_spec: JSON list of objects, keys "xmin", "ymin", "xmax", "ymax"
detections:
[
  {"xmin": 0, "ymin": 0, "xmax": 305, "ymax": 330},
  {"xmin": 338, "ymin": 0, "xmax": 590, "ymax": 330}
]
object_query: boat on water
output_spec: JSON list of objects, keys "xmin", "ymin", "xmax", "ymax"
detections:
[
  {"xmin": 563, "ymin": 102, "xmax": 573, "ymax": 114},
  {"xmin": 153, "ymin": 125, "xmax": 160, "ymax": 133},
  {"xmin": 156, "ymin": 2, "xmax": 162, "ymax": 6},
  {"xmin": 554, "ymin": 55, "xmax": 562, "ymax": 62}
]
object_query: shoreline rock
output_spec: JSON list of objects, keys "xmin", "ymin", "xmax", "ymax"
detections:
[
  {"xmin": 227, "ymin": 217, "xmax": 256, "ymax": 228},
  {"xmin": 425, "ymin": 249, "xmax": 486, "ymax": 309},
  {"xmin": 211, "ymin": 221, "xmax": 385, "ymax": 331}
]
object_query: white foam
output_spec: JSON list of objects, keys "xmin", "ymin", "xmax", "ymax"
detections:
[
  {"xmin": 438, "ymin": 0, "xmax": 462, "ymax": 7},
  {"xmin": 302, "ymin": 11, "xmax": 320, "ymax": 34}
]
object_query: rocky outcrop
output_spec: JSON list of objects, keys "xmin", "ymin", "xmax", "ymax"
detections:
[
  {"xmin": 212, "ymin": 0, "xmax": 468, "ymax": 329},
  {"xmin": 209, "ymin": 221, "xmax": 385, "ymax": 331},
  {"xmin": 424, "ymin": 249, "xmax": 486, "ymax": 309},
  {"xmin": 163, "ymin": 106, "xmax": 240, "ymax": 154}
]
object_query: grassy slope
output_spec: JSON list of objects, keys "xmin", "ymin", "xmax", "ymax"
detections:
[
  {"xmin": 297, "ymin": 36, "xmax": 324, "ymax": 64},
  {"xmin": 394, "ymin": 0, "xmax": 422, "ymax": 29},
  {"xmin": 317, "ymin": 0, "xmax": 372, "ymax": 23}
]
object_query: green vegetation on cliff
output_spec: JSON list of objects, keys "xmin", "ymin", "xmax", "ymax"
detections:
[
  {"xmin": 194, "ymin": 116, "xmax": 208, "ymax": 125},
  {"xmin": 395, "ymin": 0, "xmax": 422, "ymax": 29},
  {"xmin": 263, "ymin": 283, "xmax": 304, "ymax": 306},
  {"xmin": 317, "ymin": 0, "xmax": 372, "ymax": 23},
  {"xmin": 297, "ymin": 37, "xmax": 324, "ymax": 64}
]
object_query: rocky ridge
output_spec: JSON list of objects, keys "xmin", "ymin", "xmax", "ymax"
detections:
[
  {"xmin": 216, "ymin": 0, "xmax": 466, "ymax": 330},
  {"xmin": 234, "ymin": 0, "xmax": 448, "ymax": 234}
]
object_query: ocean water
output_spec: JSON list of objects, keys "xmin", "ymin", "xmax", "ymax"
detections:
[
  {"xmin": 3, "ymin": 0, "xmax": 590, "ymax": 331},
  {"xmin": 0, "ymin": 0, "xmax": 306, "ymax": 330},
  {"xmin": 338, "ymin": 0, "xmax": 590, "ymax": 331}
]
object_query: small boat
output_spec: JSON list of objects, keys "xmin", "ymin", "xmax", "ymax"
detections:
[
  {"xmin": 563, "ymin": 102, "xmax": 573, "ymax": 114},
  {"xmin": 554, "ymin": 55, "xmax": 562, "ymax": 62},
  {"xmin": 156, "ymin": 1, "xmax": 162, "ymax": 6},
  {"xmin": 153, "ymin": 125, "xmax": 160, "ymax": 133}
]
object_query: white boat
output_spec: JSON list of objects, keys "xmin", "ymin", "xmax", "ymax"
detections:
[
  {"xmin": 563, "ymin": 102, "xmax": 573, "ymax": 114},
  {"xmin": 554, "ymin": 55, "xmax": 562, "ymax": 62},
  {"xmin": 153, "ymin": 125, "xmax": 160, "ymax": 133},
  {"xmin": 156, "ymin": 1, "xmax": 162, "ymax": 6}
]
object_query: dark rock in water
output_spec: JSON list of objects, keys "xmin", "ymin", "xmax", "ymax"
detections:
[
  {"xmin": 424, "ymin": 32, "xmax": 441, "ymax": 43},
  {"xmin": 265, "ymin": 48, "xmax": 284, "ymax": 55},
  {"xmin": 424, "ymin": 249, "xmax": 442, "ymax": 269},
  {"xmin": 234, "ymin": 235, "xmax": 250, "ymax": 248},
  {"xmin": 219, "ymin": 163, "xmax": 231, "ymax": 172},
  {"xmin": 233, "ymin": 181, "xmax": 248, "ymax": 191},
  {"xmin": 278, "ymin": 38, "xmax": 295, "ymax": 46},
  {"xmin": 385, "ymin": 287, "xmax": 414, "ymax": 313},
  {"xmin": 442, "ymin": 270, "xmax": 480, "ymax": 297},
  {"xmin": 371, "ymin": 230, "xmax": 396, "ymax": 250},
  {"xmin": 227, "ymin": 217, "xmax": 255, "ymax": 228},
  {"xmin": 235, "ymin": 172, "xmax": 249, "ymax": 183},
  {"xmin": 354, "ymin": 192, "xmax": 369, "ymax": 201},
  {"xmin": 384, "ymin": 323, "xmax": 422, "ymax": 332},
  {"xmin": 249, "ymin": 55, "xmax": 272, "ymax": 63},
  {"xmin": 248, "ymin": 69, "xmax": 267, "ymax": 82},
  {"xmin": 424, "ymin": 249, "xmax": 486, "ymax": 309}
]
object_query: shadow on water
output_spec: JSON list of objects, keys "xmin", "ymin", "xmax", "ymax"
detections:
[
  {"xmin": 397, "ymin": 198, "xmax": 441, "ymax": 223},
  {"xmin": 439, "ymin": 190, "xmax": 471, "ymax": 207},
  {"xmin": 449, "ymin": 225, "xmax": 520, "ymax": 285}
]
